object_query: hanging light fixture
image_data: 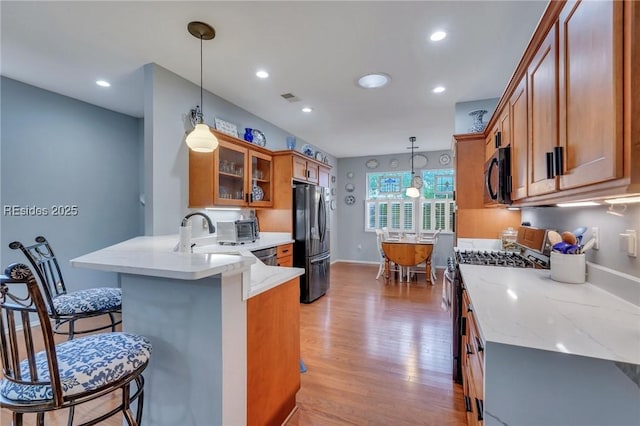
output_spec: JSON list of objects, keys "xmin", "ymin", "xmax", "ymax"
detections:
[
  {"xmin": 185, "ymin": 21, "xmax": 219, "ymax": 152},
  {"xmin": 406, "ymin": 137, "xmax": 421, "ymax": 198}
]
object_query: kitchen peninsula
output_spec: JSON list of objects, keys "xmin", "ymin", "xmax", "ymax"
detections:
[{"xmin": 71, "ymin": 232, "xmax": 303, "ymax": 426}]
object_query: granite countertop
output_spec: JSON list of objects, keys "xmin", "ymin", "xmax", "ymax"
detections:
[
  {"xmin": 459, "ymin": 264, "xmax": 640, "ymax": 365},
  {"xmin": 71, "ymin": 232, "xmax": 303, "ymax": 298}
]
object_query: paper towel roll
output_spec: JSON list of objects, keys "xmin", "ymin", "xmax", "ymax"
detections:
[{"xmin": 179, "ymin": 225, "xmax": 192, "ymax": 253}]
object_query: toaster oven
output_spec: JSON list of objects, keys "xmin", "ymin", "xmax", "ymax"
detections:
[{"xmin": 217, "ymin": 219, "xmax": 259, "ymax": 245}]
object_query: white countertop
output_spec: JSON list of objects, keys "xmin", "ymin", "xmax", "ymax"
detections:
[
  {"xmin": 459, "ymin": 264, "xmax": 640, "ymax": 365},
  {"xmin": 71, "ymin": 232, "xmax": 303, "ymax": 298}
]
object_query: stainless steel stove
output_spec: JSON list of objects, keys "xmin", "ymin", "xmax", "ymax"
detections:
[
  {"xmin": 455, "ymin": 249, "xmax": 535, "ymax": 268},
  {"xmin": 449, "ymin": 226, "xmax": 551, "ymax": 384}
]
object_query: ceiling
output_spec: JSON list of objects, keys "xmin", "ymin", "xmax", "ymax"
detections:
[{"xmin": 1, "ymin": 1, "xmax": 547, "ymax": 158}]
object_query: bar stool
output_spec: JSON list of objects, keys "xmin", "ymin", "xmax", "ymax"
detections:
[
  {"xmin": 10, "ymin": 236, "xmax": 122, "ymax": 339},
  {"xmin": 0, "ymin": 263, "xmax": 151, "ymax": 426}
]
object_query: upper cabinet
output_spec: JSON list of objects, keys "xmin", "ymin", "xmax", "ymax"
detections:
[
  {"xmin": 527, "ymin": 24, "xmax": 558, "ymax": 198},
  {"xmin": 481, "ymin": 0, "xmax": 638, "ymax": 206},
  {"xmin": 189, "ymin": 131, "xmax": 273, "ymax": 208},
  {"xmin": 292, "ymin": 155, "xmax": 319, "ymax": 184},
  {"xmin": 557, "ymin": 0, "xmax": 624, "ymax": 190}
]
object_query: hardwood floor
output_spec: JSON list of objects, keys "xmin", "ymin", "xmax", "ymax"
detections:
[
  {"xmin": 286, "ymin": 262, "xmax": 466, "ymax": 426},
  {"xmin": 2, "ymin": 263, "xmax": 465, "ymax": 425}
]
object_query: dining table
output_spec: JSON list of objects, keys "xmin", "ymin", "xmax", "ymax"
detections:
[{"xmin": 382, "ymin": 235, "xmax": 436, "ymax": 284}]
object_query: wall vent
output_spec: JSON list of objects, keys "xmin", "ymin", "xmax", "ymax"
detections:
[{"xmin": 280, "ymin": 93, "xmax": 301, "ymax": 103}]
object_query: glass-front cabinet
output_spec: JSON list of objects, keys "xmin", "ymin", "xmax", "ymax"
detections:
[
  {"xmin": 213, "ymin": 140, "xmax": 272, "ymax": 207},
  {"xmin": 189, "ymin": 131, "xmax": 273, "ymax": 208}
]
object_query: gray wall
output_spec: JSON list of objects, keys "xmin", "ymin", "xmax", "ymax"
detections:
[
  {"xmin": 335, "ymin": 150, "xmax": 453, "ymax": 268},
  {"xmin": 0, "ymin": 77, "xmax": 143, "ymax": 289},
  {"xmin": 454, "ymin": 98, "xmax": 499, "ymax": 134},
  {"xmin": 522, "ymin": 204, "xmax": 640, "ymax": 278},
  {"xmin": 143, "ymin": 63, "xmax": 337, "ymax": 236}
]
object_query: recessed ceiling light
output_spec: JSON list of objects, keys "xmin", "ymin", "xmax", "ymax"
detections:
[
  {"xmin": 96, "ymin": 80, "xmax": 111, "ymax": 87},
  {"xmin": 302, "ymin": 107, "xmax": 313, "ymax": 113},
  {"xmin": 432, "ymin": 86, "xmax": 446, "ymax": 93},
  {"xmin": 357, "ymin": 73, "xmax": 391, "ymax": 89},
  {"xmin": 430, "ymin": 31, "xmax": 447, "ymax": 42},
  {"xmin": 256, "ymin": 70, "xmax": 269, "ymax": 79}
]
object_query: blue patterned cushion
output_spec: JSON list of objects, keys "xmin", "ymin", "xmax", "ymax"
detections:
[
  {"xmin": 52, "ymin": 287, "xmax": 121, "ymax": 315},
  {"xmin": 0, "ymin": 332, "xmax": 151, "ymax": 402}
]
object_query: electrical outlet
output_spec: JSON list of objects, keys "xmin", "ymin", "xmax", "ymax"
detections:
[
  {"xmin": 591, "ymin": 227, "xmax": 599, "ymax": 250},
  {"xmin": 619, "ymin": 230, "xmax": 637, "ymax": 257}
]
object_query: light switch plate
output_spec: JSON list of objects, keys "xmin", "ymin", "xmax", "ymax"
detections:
[{"xmin": 620, "ymin": 230, "xmax": 637, "ymax": 257}]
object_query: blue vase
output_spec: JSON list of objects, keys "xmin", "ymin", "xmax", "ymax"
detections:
[{"xmin": 244, "ymin": 128, "xmax": 254, "ymax": 142}]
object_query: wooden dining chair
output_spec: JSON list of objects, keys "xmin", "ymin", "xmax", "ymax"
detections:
[
  {"xmin": 10, "ymin": 236, "xmax": 121, "ymax": 339},
  {"xmin": 0, "ymin": 263, "xmax": 151, "ymax": 426}
]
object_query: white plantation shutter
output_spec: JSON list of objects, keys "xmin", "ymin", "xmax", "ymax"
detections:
[
  {"xmin": 419, "ymin": 200, "xmax": 454, "ymax": 232},
  {"xmin": 379, "ymin": 203, "xmax": 388, "ymax": 229},
  {"xmin": 366, "ymin": 201, "xmax": 376, "ymax": 230},
  {"xmin": 390, "ymin": 202, "xmax": 401, "ymax": 229},
  {"xmin": 402, "ymin": 202, "xmax": 414, "ymax": 231},
  {"xmin": 363, "ymin": 199, "xmax": 416, "ymax": 232}
]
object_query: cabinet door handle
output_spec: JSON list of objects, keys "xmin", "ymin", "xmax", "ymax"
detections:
[
  {"xmin": 494, "ymin": 131, "xmax": 502, "ymax": 148},
  {"xmin": 476, "ymin": 398, "xmax": 484, "ymax": 421},
  {"xmin": 245, "ymin": 193, "xmax": 249, "ymax": 202},
  {"xmin": 475, "ymin": 336, "xmax": 484, "ymax": 353},
  {"xmin": 546, "ymin": 152, "xmax": 555, "ymax": 179},
  {"xmin": 306, "ymin": 170, "xmax": 310, "ymax": 178},
  {"xmin": 460, "ymin": 316, "xmax": 467, "ymax": 336},
  {"xmin": 554, "ymin": 146, "xmax": 564, "ymax": 176},
  {"xmin": 466, "ymin": 342, "xmax": 474, "ymax": 355},
  {"xmin": 250, "ymin": 193, "xmax": 254, "ymax": 203},
  {"xmin": 281, "ymin": 249, "xmax": 290, "ymax": 254},
  {"xmin": 464, "ymin": 396, "xmax": 472, "ymax": 412}
]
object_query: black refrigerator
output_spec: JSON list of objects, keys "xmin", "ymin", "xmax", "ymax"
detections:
[{"xmin": 293, "ymin": 184, "xmax": 330, "ymax": 303}]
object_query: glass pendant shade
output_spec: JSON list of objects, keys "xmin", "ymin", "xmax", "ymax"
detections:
[
  {"xmin": 186, "ymin": 123, "xmax": 219, "ymax": 152},
  {"xmin": 406, "ymin": 186, "xmax": 420, "ymax": 198}
]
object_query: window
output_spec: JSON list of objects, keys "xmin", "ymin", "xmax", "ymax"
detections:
[{"xmin": 365, "ymin": 168, "xmax": 454, "ymax": 233}]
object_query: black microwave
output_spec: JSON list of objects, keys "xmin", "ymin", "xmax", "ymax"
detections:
[{"xmin": 484, "ymin": 146, "xmax": 512, "ymax": 205}]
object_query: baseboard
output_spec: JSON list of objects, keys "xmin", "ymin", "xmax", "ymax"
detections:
[{"xmin": 281, "ymin": 404, "xmax": 299, "ymax": 426}]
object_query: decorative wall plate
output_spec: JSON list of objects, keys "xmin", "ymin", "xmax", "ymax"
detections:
[
  {"xmin": 315, "ymin": 151, "xmax": 324, "ymax": 161},
  {"xmin": 389, "ymin": 158, "xmax": 399, "ymax": 168},
  {"xmin": 366, "ymin": 159, "xmax": 379, "ymax": 169},
  {"xmin": 346, "ymin": 171, "xmax": 354, "ymax": 179},
  {"xmin": 330, "ymin": 199, "xmax": 337, "ymax": 210},
  {"xmin": 411, "ymin": 154, "xmax": 428, "ymax": 169},
  {"xmin": 345, "ymin": 195, "xmax": 356, "ymax": 205},
  {"xmin": 439, "ymin": 153, "xmax": 451, "ymax": 165},
  {"xmin": 345, "ymin": 183, "xmax": 355, "ymax": 192}
]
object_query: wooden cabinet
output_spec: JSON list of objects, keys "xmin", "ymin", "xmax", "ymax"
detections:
[
  {"xmin": 453, "ymin": 134, "xmax": 522, "ymax": 240},
  {"xmin": 527, "ymin": 25, "xmax": 558, "ymax": 197},
  {"xmin": 189, "ymin": 130, "xmax": 273, "ymax": 208},
  {"xmin": 247, "ymin": 278, "xmax": 300, "ymax": 426},
  {"xmin": 461, "ymin": 289, "xmax": 484, "ymax": 426},
  {"xmin": 293, "ymin": 155, "xmax": 319, "ymax": 184},
  {"xmin": 510, "ymin": 76, "xmax": 528, "ymax": 201},
  {"xmin": 256, "ymin": 151, "xmax": 331, "ymax": 233},
  {"xmin": 276, "ymin": 243, "xmax": 293, "ymax": 267},
  {"xmin": 557, "ymin": 0, "xmax": 624, "ymax": 190},
  {"xmin": 482, "ymin": 0, "xmax": 638, "ymax": 206}
]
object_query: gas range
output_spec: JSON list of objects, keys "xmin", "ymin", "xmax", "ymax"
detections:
[{"xmin": 455, "ymin": 250, "xmax": 535, "ymax": 268}]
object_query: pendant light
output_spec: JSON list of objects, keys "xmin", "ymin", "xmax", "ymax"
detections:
[
  {"xmin": 185, "ymin": 21, "xmax": 219, "ymax": 152},
  {"xmin": 406, "ymin": 136, "xmax": 420, "ymax": 198}
]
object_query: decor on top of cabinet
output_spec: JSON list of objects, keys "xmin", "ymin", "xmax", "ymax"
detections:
[
  {"xmin": 286, "ymin": 136, "xmax": 297, "ymax": 150},
  {"xmin": 468, "ymin": 109, "xmax": 488, "ymax": 133},
  {"xmin": 301, "ymin": 144, "xmax": 315, "ymax": 157},
  {"xmin": 185, "ymin": 21, "xmax": 219, "ymax": 153},
  {"xmin": 243, "ymin": 128, "xmax": 254, "ymax": 143},
  {"xmin": 214, "ymin": 117, "xmax": 239, "ymax": 138},
  {"xmin": 251, "ymin": 129, "xmax": 266, "ymax": 147}
]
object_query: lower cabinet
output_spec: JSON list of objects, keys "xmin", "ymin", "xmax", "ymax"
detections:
[
  {"xmin": 277, "ymin": 243, "xmax": 294, "ymax": 267},
  {"xmin": 462, "ymin": 289, "xmax": 485, "ymax": 426},
  {"xmin": 247, "ymin": 278, "xmax": 300, "ymax": 426}
]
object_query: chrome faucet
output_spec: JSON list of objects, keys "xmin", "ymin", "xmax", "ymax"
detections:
[{"xmin": 181, "ymin": 212, "xmax": 215, "ymax": 233}]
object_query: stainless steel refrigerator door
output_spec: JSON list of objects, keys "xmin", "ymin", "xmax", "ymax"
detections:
[
  {"xmin": 301, "ymin": 252, "xmax": 331, "ymax": 303},
  {"xmin": 295, "ymin": 184, "xmax": 330, "ymax": 258}
]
